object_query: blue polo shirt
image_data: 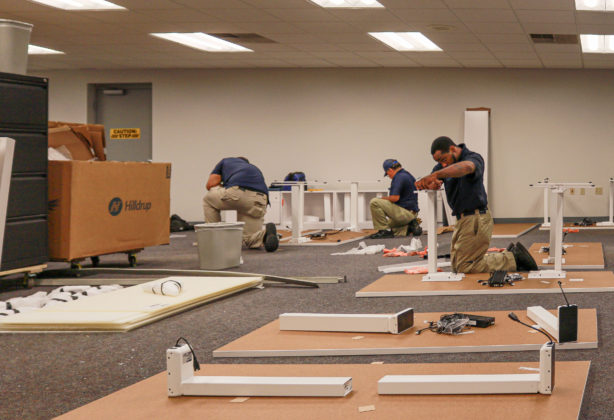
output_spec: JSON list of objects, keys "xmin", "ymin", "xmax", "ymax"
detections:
[
  {"xmin": 212, "ymin": 158, "xmax": 268, "ymax": 196},
  {"xmin": 432, "ymin": 144, "xmax": 487, "ymax": 216},
  {"xmin": 390, "ymin": 168, "xmax": 419, "ymax": 212}
]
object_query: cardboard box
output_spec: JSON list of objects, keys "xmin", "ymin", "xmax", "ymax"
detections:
[
  {"xmin": 48, "ymin": 161, "xmax": 171, "ymax": 261},
  {"xmin": 48, "ymin": 126, "xmax": 95, "ymax": 161},
  {"xmin": 48, "ymin": 121, "xmax": 106, "ymax": 161}
]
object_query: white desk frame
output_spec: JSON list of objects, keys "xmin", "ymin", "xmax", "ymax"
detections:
[
  {"xmin": 273, "ymin": 181, "xmax": 388, "ymax": 242},
  {"xmin": 420, "ymin": 190, "xmax": 463, "ymax": 282},
  {"xmin": 530, "ymin": 182, "xmax": 594, "ymax": 278},
  {"xmin": 596, "ymin": 178, "xmax": 614, "ymax": 227}
]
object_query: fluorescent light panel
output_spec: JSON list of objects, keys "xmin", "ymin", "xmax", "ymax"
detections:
[
  {"xmin": 580, "ymin": 34, "xmax": 614, "ymax": 53},
  {"xmin": 29, "ymin": 0, "xmax": 125, "ymax": 10},
  {"xmin": 28, "ymin": 45, "xmax": 64, "ymax": 54},
  {"xmin": 308, "ymin": 0, "xmax": 384, "ymax": 8},
  {"xmin": 368, "ymin": 32, "xmax": 442, "ymax": 51},
  {"xmin": 575, "ymin": 0, "xmax": 614, "ymax": 11},
  {"xmin": 151, "ymin": 32, "xmax": 252, "ymax": 52}
]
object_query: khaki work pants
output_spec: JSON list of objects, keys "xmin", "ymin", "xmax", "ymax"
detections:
[
  {"xmin": 451, "ymin": 210, "xmax": 516, "ymax": 274},
  {"xmin": 370, "ymin": 198, "xmax": 417, "ymax": 237},
  {"xmin": 203, "ymin": 186, "xmax": 268, "ymax": 248}
]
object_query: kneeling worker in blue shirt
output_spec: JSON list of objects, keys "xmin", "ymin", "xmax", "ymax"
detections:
[
  {"xmin": 203, "ymin": 157, "xmax": 278, "ymax": 252},
  {"xmin": 415, "ymin": 136, "xmax": 537, "ymax": 273},
  {"xmin": 369, "ymin": 159, "xmax": 422, "ymax": 239}
]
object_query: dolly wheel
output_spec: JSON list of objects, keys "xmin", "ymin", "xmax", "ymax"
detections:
[
  {"xmin": 128, "ymin": 254, "xmax": 137, "ymax": 267},
  {"xmin": 70, "ymin": 261, "xmax": 82, "ymax": 270},
  {"xmin": 23, "ymin": 273, "xmax": 36, "ymax": 289},
  {"xmin": 90, "ymin": 256, "xmax": 100, "ymax": 267}
]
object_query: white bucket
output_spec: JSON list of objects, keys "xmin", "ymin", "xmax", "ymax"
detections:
[
  {"xmin": 194, "ymin": 222, "xmax": 244, "ymax": 270},
  {"xmin": 0, "ymin": 19, "xmax": 33, "ymax": 75}
]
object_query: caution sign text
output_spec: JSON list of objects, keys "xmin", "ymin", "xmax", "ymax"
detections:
[{"xmin": 110, "ymin": 128, "xmax": 141, "ymax": 140}]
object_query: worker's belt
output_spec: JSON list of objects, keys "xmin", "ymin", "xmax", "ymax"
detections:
[
  {"xmin": 458, "ymin": 207, "xmax": 488, "ymax": 219},
  {"xmin": 237, "ymin": 186, "xmax": 267, "ymax": 196}
]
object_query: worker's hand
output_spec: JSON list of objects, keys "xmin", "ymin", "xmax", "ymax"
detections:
[{"xmin": 415, "ymin": 174, "xmax": 442, "ymax": 190}]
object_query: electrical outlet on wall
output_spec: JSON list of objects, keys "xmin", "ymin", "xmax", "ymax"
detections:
[
  {"xmin": 569, "ymin": 188, "xmax": 575, "ymax": 195},
  {"xmin": 581, "ymin": 188, "xmax": 586, "ymax": 195},
  {"xmin": 596, "ymin": 187, "xmax": 603, "ymax": 195}
]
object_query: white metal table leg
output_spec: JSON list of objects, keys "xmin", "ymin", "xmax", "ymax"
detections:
[
  {"xmin": 349, "ymin": 182, "xmax": 359, "ymax": 232},
  {"xmin": 290, "ymin": 184, "xmax": 304, "ymax": 243},
  {"xmin": 421, "ymin": 190, "xmax": 463, "ymax": 282}
]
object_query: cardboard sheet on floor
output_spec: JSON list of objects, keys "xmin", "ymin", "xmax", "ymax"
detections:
[
  {"xmin": 529, "ymin": 242, "xmax": 605, "ymax": 269},
  {"xmin": 438, "ymin": 223, "xmax": 538, "ymax": 238},
  {"xmin": 278, "ymin": 229, "xmax": 377, "ymax": 246},
  {"xmin": 0, "ymin": 276, "xmax": 262, "ymax": 333},
  {"xmin": 212, "ymin": 309, "xmax": 597, "ymax": 358},
  {"xmin": 357, "ymin": 271, "xmax": 614, "ymax": 297},
  {"xmin": 56, "ymin": 361, "xmax": 590, "ymax": 420},
  {"xmin": 540, "ymin": 222, "xmax": 614, "ymax": 230}
]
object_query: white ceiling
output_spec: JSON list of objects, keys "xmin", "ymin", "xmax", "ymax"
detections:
[{"xmin": 3, "ymin": 0, "xmax": 614, "ymax": 70}]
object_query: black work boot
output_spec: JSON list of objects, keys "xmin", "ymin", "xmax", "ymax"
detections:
[
  {"xmin": 263, "ymin": 223, "xmax": 279, "ymax": 252},
  {"xmin": 369, "ymin": 229, "xmax": 394, "ymax": 239},
  {"xmin": 511, "ymin": 242, "xmax": 538, "ymax": 271},
  {"xmin": 408, "ymin": 219, "xmax": 423, "ymax": 236}
]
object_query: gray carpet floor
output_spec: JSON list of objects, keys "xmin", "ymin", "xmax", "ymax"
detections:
[{"xmin": 0, "ymin": 226, "xmax": 612, "ymax": 419}]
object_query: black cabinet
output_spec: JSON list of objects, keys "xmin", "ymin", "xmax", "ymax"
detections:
[{"xmin": 0, "ymin": 72, "xmax": 48, "ymax": 271}]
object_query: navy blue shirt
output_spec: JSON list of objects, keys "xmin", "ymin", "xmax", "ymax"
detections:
[
  {"xmin": 390, "ymin": 168, "xmax": 419, "ymax": 212},
  {"xmin": 212, "ymin": 158, "xmax": 268, "ymax": 196},
  {"xmin": 432, "ymin": 144, "xmax": 487, "ymax": 216}
]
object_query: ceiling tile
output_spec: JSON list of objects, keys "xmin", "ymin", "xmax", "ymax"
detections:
[
  {"xmin": 443, "ymin": 0, "xmax": 511, "ymax": 9},
  {"xmin": 454, "ymin": 9, "xmax": 518, "ymax": 23},
  {"xmin": 515, "ymin": 10, "xmax": 575, "ymax": 24},
  {"xmin": 508, "ymin": 0, "xmax": 575, "ymax": 10},
  {"xmin": 393, "ymin": 8, "xmax": 460, "ymax": 23},
  {"xmin": 464, "ymin": 22, "xmax": 525, "ymax": 34}
]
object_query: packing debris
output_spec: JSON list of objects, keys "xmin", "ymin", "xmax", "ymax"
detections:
[
  {"xmin": 331, "ymin": 238, "xmax": 423, "ymax": 256},
  {"xmin": 0, "ymin": 285, "xmax": 123, "ymax": 316}
]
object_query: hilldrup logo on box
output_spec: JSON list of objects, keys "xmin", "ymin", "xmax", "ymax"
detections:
[{"xmin": 108, "ymin": 197, "xmax": 152, "ymax": 216}]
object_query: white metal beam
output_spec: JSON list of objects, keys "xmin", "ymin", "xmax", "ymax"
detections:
[
  {"xmin": 279, "ymin": 308, "xmax": 414, "ymax": 334},
  {"xmin": 378, "ymin": 342, "xmax": 554, "ymax": 395},
  {"xmin": 167, "ymin": 345, "xmax": 352, "ymax": 397},
  {"xmin": 527, "ymin": 306, "xmax": 559, "ymax": 342}
]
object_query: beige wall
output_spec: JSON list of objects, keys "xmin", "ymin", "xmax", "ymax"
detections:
[{"xmin": 36, "ymin": 67, "xmax": 614, "ymax": 222}]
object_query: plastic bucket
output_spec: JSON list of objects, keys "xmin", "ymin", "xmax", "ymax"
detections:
[
  {"xmin": 194, "ymin": 222, "xmax": 244, "ymax": 270},
  {"xmin": 0, "ymin": 20, "xmax": 33, "ymax": 75}
]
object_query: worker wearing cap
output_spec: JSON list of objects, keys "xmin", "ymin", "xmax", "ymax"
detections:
[
  {"xmin": 369, "ymin": 159, "xmax": 422, "ymax": 239},
  {"xmin": 415, "ymin": 136, "xmax": 537, "ymax": 273},
  {"xmin": 203, "ymin": 157, "xmax": 278, "ymax": 252}
]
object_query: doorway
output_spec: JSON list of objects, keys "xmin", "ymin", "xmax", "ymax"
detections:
[{"xmin": 89, "ymin": 83, "xmax": 152, "ymax": 162}]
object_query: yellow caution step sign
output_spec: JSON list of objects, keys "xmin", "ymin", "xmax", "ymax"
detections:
[{"xmin": 110, "ymin": 128, "xmax": 141, "ymax": 140}]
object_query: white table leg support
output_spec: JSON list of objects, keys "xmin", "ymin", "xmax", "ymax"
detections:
[
  {"xmin": 167, "ymin": 344, "xmax": 353, "ymax": 397},
  {"xmin": 597, "ymin": 178, "xmax": 614, "ymax": 226},
  {"xmin": 420, "ymin": 190, "xmax": 463, "ymax": 282}
]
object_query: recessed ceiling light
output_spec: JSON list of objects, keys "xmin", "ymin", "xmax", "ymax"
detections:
[
  {"xmin": 307, "ymin": 0, "xmax": 384, "ymax": 8},
  {"xmin": 28, "ymin": 45, "xmax": 64, "ymax": 54},
  {"xmin": 368, "ymin": 32, "xmax": 442, "ymax": 51},
  {"xmin": 575, "ymin": 0, "xmax": 614, "ymax": 11},
  {"xmin": 580, "ymin": 34, "xmax": 614, "ymax": 53},
  {"xmin": 150, "ymin": 33, "xmax": 253, "ymax": 53},
  {"xmin": 28, "ymin": 0, "xmax": 125, "ymax": 10}
]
